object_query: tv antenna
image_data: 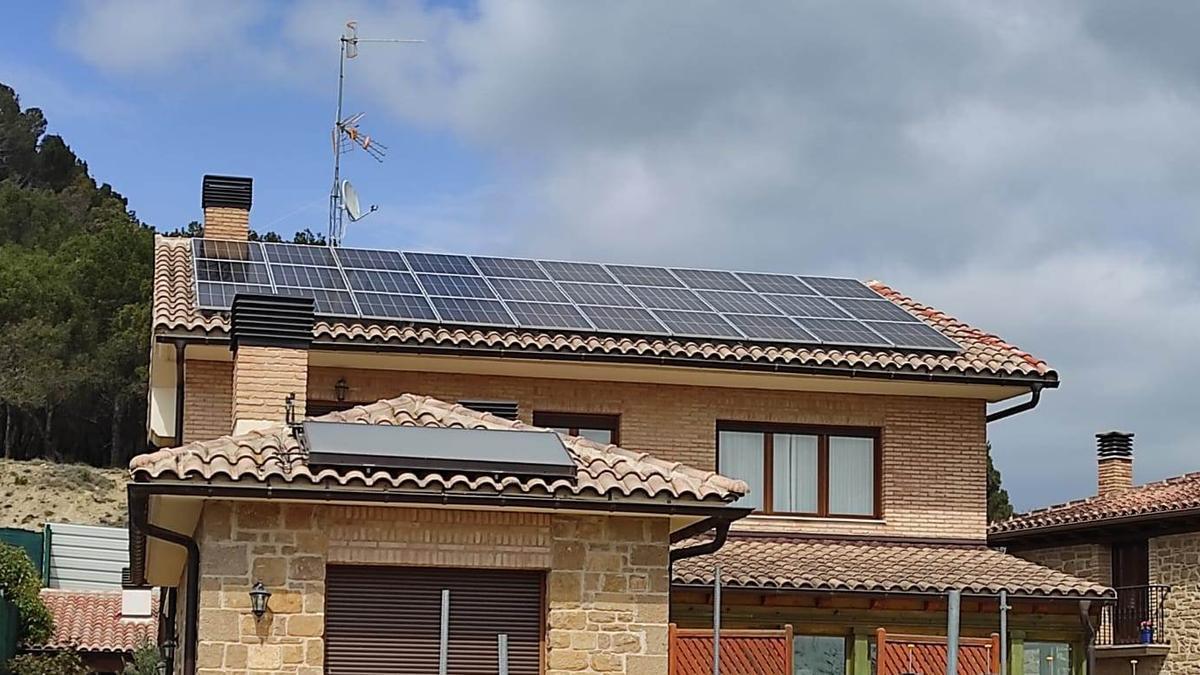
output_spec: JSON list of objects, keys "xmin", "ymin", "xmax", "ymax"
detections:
[{"xmin": 328, "ymin": 21, "xmax": 422, "ymax": 246}]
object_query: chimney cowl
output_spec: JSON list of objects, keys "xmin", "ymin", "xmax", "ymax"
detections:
[
  {"xmin": 1096, "ymin": 430, "xmax": 1134, "ymax": 459},
  {"xmin": 202, "ymin": 174, "xmax": 253, "ymax": 211}
]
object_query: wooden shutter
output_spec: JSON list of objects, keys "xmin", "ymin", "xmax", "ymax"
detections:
[{"xmin": 325, "ymin": 566, "xmax": 544, "ymax": 674}]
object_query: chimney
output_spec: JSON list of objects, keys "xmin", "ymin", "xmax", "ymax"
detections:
[
  {"xmin": 1097, "ymin": 431, "xmax": 1134, "ymax": 497},
  {"xmin": 202, "ymin": 174, "xmax": 253, "ymax": 240},
  {"xmin": 229, "ymin": 294, "xmax": 314, "ymax": 435}
]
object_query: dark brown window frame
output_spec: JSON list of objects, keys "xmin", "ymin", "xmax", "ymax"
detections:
[
  {"xmin": 532, "ymin": 411, "xmax": 621, "ymax": 445},
  {"xmin": 716, "ymin": 421, "xmax": 882, "ymax": 519}
]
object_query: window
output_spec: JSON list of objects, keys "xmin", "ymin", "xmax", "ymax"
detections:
[
  {"xmin": 533, "ymin": 412, "xmax": 620, "ymax": 445},
  {"xmin": 717, "ymin": 423, "xmax": 879, "ymax": 517},
  {"xmin": 794, "ymin": 635, "xmax": 846, "ymax": 675},
  {"xmin": 1023, "ymin": 642, "xmax": 1070, "ymax": 675}
]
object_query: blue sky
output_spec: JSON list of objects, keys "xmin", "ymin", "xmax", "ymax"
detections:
[{"xmin": 7, "ymin": 1, "xmax": 1200, "ymax": 511}]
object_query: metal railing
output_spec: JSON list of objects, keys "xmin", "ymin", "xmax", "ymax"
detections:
[{"xmin": 1097, "ymin": 585, "xmax": 1170, "ymax": 646}]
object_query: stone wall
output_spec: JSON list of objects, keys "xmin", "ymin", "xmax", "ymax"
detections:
[
  {"xmin": 191, "ymin": 500, "xmax": 669, "ymax": 674},
  {"xmin": 1010, "ymin": 543, "xmax": 1112, "ymax": 586},
  {"xmin": 1151, "ymin": 533, "xmax": 1200, "ymax": 675}
]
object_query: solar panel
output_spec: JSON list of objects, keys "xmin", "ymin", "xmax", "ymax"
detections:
[
  {"xmin": 505, "ymin": 301, "xmax": 593, "ymax": 330},
  {"xmin": 800, "ymin": 276, "xmax": 880, "ymax": 299},
  {"xmin": 835, "ymin": 297, "xmax": 919, "ymax": 322},
  {"xmin": 652, "ymin": 310, "xmax": 744, "ymax": 338},
  {"xmin": 766, "ymin": 294, "xmax": 851, "ymax": 319},
  {"xmin": 335, "ymin": 248, "xmax": 408, "ymax": 271},
  {"xmin": 417, "ymin": 273, "xmax": 496, "ymax": 299},
  {"xmin": 196, "ymin": 282, "xmax": 273, "ymax": 309},
  {"xmin": 276, "ymin": 287, "xmax": 358, "ymax": 316},
  {"xmin": 579, "ymin": 305, "xmax": 667, "ymax": 333},
  {"xmin": 344, "ymin": 269, "xmax": 423, "ymax": 295},
  {"xmin": 354, "ymin": 292, "xmax": 437, "ymax": 321},
  {"xmin": 671, "ymin": 268, "xmax": 751, "ymax": 291},
  {"xmin": 735, "ymin": 272, "xmax": 816, "ymax": 295},
  {"xmin": 189, "ymin": 241, "xmax": 960, "ymax": 352},
  {"xmin": 540, "ymin": 260, "xmax": 615, "ymax": 283},
  {"xmin": 605, "ymin": 265, "xmax": 683, "ymax": 287},
  {"xmin": 430, "ymin": 297, "xmax": 514, "ymax": 325},
  {"xmin": 264, "ymin": 242, "xmax": 337, "ymax": 266},
  {"xmin": 405, "ymin": 252, "xmax": 478, "ymax": 275},
  {"xmin": 696, "ymin": 290, "xmax": 781, "ymax": 315},
  {"xmin": 725, "ymin": 314, "xmax": 817, "ymax": 341},
  {"xmin": 558, "ymin": 282, "xmax": 639, "ymax": 307},
  {"xmin": 471, "ymin": 256, "xmax": 548, "ymax": 280},
  {"xmin": 271, "ymin": 264, "xmax": 347, "ymax": 289},
  {"xmin": 488, "ymin": 277, "xmax": 569, "ymax": 303},
  {"xmin": 865, "ymin": 321, "xmax": 960, "ymax": 350},
  {"xmin": 629, "ymin": 286, "xmax": 709, "ymax": 311},
  {"xmin": 795, "ymin": 318, "xmax": 885, "ymax": 346}
]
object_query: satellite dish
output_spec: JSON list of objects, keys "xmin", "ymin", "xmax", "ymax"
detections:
[{"xmin": 341, "ymin": 180, "xmax": 363, "ymax": 221}]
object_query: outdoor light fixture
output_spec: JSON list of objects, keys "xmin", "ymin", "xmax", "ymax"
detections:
[
  {"xmin": 160, "ymin": 638, "xmax": 176, "ymax": 662},
  {"xmin": 249, "ymin": 581, "xmax": 272, "ymax": 618},
  {"xmin": 335, "ymin": 377, "xmax": 349, "ymax": 402}
]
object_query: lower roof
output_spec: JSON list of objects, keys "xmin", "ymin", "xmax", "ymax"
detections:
[
  {"xmin": 31, "ymin": 590, "xmax": 157, "ymax": 653},
  {"xmin": 672, "ymin": 536, "xmax": 1113, "ymax": 599}
]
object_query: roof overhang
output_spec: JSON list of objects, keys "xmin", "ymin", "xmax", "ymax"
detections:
[{"xmin": 991, "ymin": 507, "xmax": 1200, "ymax": 549}]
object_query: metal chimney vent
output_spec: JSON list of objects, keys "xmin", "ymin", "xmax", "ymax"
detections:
[
  {"xmin": 230, "ymin": 294, "xmax": 315, "ymax": 351},
  {"xmin": 1096, "ymin": 431, "xmax": 1134, "ymax": 459},
  {"xmin": 202, "ymin": 174, "xmax": 253, "ymax": 210}
]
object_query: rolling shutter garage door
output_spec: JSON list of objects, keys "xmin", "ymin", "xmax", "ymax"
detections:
[{"xmin": 326, "ymin": 566, "xmax": 544, "ymax": 674}]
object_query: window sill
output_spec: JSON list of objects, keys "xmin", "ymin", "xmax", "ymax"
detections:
[{"xmin": 739, "ymin": 514, "xmax": 886, "ymax": 525}]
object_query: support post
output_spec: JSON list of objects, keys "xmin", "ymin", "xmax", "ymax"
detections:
[
  {"xmin": 852, "ymin": 629, "xmax": 872, "ymax": 675},
  {"xmin": 1000, "ymin": 590, "xmax": 1009, "ymax": 675},
  {"xmin": 947, "ymin": 589, "xmax": 962, "ymax": 675},
  {"xmin": 713, "ymin": 565, "xmax": 721, "ymax": 675},
  {"xmin": 1009, "ymin": 631, "xmax": 1025, "ymax": 675},
  {"xmin": 438, "ymin": 589, "xmax": 450, "ymax": 675},
  {"xmin": 498, "ymin": 633, "xmax": 509, "ymax": 675}
]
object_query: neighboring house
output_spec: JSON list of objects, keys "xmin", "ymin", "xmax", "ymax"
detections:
[
  {"xmin": 129, "ymin": 174, "xmax": 1109, "ymax": 675},
  {"xmin": 26, "ymin": 589, "xmax": 158, "ymax": 673},
  {"xmin": 992, "ymin": 433, "xmax": 1200, "ymax": 675}
]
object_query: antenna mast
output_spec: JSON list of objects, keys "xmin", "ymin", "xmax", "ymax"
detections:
[{"xmin": 329, "ymin": 21, "xmax": 422, "ymax": 246}]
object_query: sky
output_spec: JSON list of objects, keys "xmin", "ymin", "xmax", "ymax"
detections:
[{"xmin": 4, "ymin": 1, "xmax": 1200, "ymax": 511}]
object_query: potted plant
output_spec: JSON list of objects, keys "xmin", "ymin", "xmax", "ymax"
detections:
[{"xmin": 1140, "ymin": 620, "xmax": 1154, "ymax": 644}]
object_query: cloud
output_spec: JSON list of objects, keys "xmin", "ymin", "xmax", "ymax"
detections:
[{"xmin": 57, "ymin": 0, "xmax": 1200, "ymax": 509}]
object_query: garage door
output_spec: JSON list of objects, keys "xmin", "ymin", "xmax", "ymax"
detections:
[{"xmin": 325, "ymin": 565, "xmax": 544, "ymax": 674}]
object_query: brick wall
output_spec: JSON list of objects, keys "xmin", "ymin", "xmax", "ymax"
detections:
[
  {"xmin": 202, "ymin": 207, "xmax": 249, "ymax": 240},
  {"xmin": 1098, "ymin": 458, "xmax": 1133, "ymax": 496},
  {"xmin": 232, "ymin": 346, "xmax": 308, "ymax": 428},
  {"xmin": 192, "ymin": 501, "xmax": 669, "ymax": 674},
  {"xmin": 1011, "ymin": 544, "xmax": 1112, "ymax": 585},
  {"xmin": 182, "ymin": 360, "xmax": 233, "ymax": 442}
]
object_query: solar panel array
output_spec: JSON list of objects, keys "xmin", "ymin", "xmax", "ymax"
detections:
[{"xmin": 191, "ymin": 240, "xmax": 961, "ymax": 352}]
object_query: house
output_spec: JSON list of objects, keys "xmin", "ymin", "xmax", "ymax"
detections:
[
  {"xmin": 130, "ymin": 174, "xmax": 1110, "ymax": 674},
  {"xmin": 991, "ymin": 432, "xmax": 1200, "ymax": 675},
  {"xmin": 26, "ymin": 589, "xmax": 158, "ymax": 673}
]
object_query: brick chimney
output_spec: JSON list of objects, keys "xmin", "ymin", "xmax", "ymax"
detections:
[
  {"xmin": 1097, "ymin": 431, "xmax": 1134, "ymax": 497},
  {"xmin": 229, "ymin": 294, "xmax": 314, "ymax": 435},
  {"xmin": 202, "ymin": 174, "xmax": 252, "ymax": 240}
]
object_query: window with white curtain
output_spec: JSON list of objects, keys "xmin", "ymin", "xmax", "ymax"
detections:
[{"xmin": 717, "ymin": 425, "xmax": 878, "ymax": 517}]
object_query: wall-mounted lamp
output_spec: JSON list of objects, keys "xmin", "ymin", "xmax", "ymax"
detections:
[
  {"xmin": 249, "ymin": 581, "xmax": 272, "ymax": 619},
  {"xmin": 160, "ymin": 638, "xmax": 176, "ymax": 662},
  {"xmin": 335, "ymin": 377, "xmax": 349, "ymax": 402}
]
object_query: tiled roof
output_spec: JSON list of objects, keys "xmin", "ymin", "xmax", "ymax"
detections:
[
  {"xmin": 990, "ymin": 472, "xmax": 1200, "ymax": 537},
  {"xmin": 130, "ymin": 394, "xmax": 747, "ymax": 504},
  {"xmin": 32, "ymin": 590, "xmax": 157, "ymax": 653},
  {"xmin": 153, "ymin": 236, "xmax": 1056, "ymax": 383},
  {"xmin": 672, "ymin": 537, "xmax": 1113, "ymax": 599}
]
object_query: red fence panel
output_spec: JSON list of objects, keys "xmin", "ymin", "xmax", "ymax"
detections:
[{"xmin": 669, "ymin": 624, "xmax": 793, "ymax": 675}]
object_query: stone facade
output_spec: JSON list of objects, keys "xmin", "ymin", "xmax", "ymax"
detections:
[
  {"xmin": 202, "ymin": 206, "xmax": 249, "ymax": 240},
  {"xmin": 1012, "ymin": 544, "xmax": 1112, "ymax": 586},
  {"xmin": 1151, "ymin": 533, "xmax": 1200, "ymax": 675},
  {"xmin": 191, "ymin": 500, "xmax": 669, "ymax": 675},
  {"xmin": 183, "ymin": 361, "xmax": 989, "ymax": 540}
]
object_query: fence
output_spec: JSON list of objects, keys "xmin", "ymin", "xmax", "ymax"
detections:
[
  {"xmin": 669, "ymin": 624, "xmax": 793, "ymax": 675},
  {"xmin": 1097, "ymin": 584, "xmax": 1170, "ymax": 646},
  {"xmin": 875, "ymin": 629, "xmax": 1001, "ymax": 675}
]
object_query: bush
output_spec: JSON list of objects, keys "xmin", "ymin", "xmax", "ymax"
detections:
[
  {"xmin": 0, "ymin": 543, "xmax": 51, "ymax": 644},
  {"xmin": 122, "ymin": 642, "xmax": 161, "ymax": 675},
  {"xmin": 5, "ymin": 651, "xmax": 86, "ymax": 675}
]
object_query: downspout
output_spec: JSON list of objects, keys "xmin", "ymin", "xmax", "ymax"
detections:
[
  {"xmin": 1079, "ymin": 600, "xmax": 1096, "ymax": 675},
  {"xmin": 985, "ymin": 384, "xmax": 1042, "ymax": 424},
  {"xmin": 670, "ymin": 517, "xmax": 734, "ymax": 564},
  {"xmin": 173, "ymin": 340, "xmax": 186, "ymax": 443},
  {"xmin": 133, "ymin": 505, "xmax": 198, "ymax": 675}
]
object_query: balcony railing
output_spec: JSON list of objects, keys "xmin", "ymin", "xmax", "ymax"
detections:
[{"xmin": 1097, "ymin": 584, "xmax": 1170, "ymax": 646}]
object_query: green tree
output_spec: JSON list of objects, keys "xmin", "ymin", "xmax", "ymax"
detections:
[
  {"xmin": 6, "ymin": 652, "xmax": 86, "ymax": 675},
  {"xmin": 987, "ymin": 443, "xmax": 1014, "ymax": 522}
]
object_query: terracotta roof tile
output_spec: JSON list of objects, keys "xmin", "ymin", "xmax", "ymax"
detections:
[
  {"xmin": 672, "ymin": 537, "xmax": 1112, "ymax": 599},
  {"xmin": 32, "ymin": 590, "xmax": 157, "ymax": 653},
  {"xmin": 990, "ymin": 471, "xmax": 1200, "ymax": 537},
  {"xmin": 129, "ymin": 393, "xmax": 747, "ymax": 504},
  {"xmin": 153, "ymin": 237, "xmax": 1056, "ymax": 383}
]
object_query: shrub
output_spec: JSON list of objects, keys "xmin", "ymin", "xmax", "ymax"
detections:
[
  {"xmin": 122, "ymin": 641, "xmax": 162, "ymax": 675},
  {"xmin": 5, "ymin": 651, "xmax": 86, "ymax": 675},
  {"xmin": 0, "ymin": 543, "xmax": 52, "ymax": 644}
]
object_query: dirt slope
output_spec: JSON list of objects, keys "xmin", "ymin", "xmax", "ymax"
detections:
[{"xmin": 0, "ymin": 459, "xmax": 128, "ymax": 529}]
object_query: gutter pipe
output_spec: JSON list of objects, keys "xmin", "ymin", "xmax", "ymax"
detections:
[
  {"xmin": 670, "ymin": 518, "xmax": 735, "ymax": 564},
  {"xmin": 132, "ymin": 500, "xmax": 198, "ymax": 675},
  {"xmin": 986, "ymin": 384, "xmax": 1043, "ymax": 424},
  {"xmin": 173, "ymin": 340, "xmax": 186, "ymax": 443}
]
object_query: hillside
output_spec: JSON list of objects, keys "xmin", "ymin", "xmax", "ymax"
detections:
[{"xmin": 0, "ymin": 459, "xmax": 127, "ymax": 529}]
